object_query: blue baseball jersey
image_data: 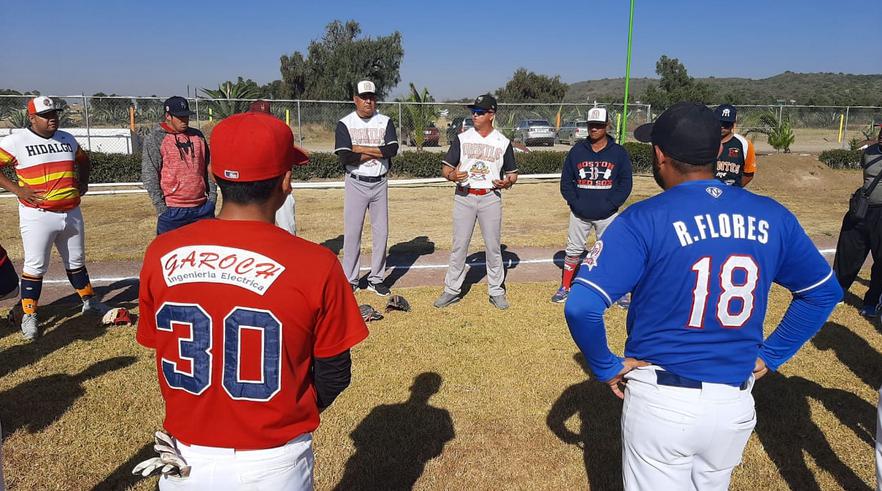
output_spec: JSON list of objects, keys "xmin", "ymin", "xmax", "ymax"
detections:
[{"xmin": 573, "ymin": 179, "xmax": 834, "ymax": 384}]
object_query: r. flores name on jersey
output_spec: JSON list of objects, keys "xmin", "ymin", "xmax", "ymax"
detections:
[
  {"xmin": 576, "ymin": 161, "xmax": 616, "ymax": 189},
  {"xmin": 160, "ymin": 245, "xmax": 285, "ymax": 295},
  {"xmin": 672, "ymin": 213, "xmax": 770, "ymax": 247}
]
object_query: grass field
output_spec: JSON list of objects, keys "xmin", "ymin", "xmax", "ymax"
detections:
[{"xmin": 0, "ymin": 154, "xmax": 878, "ymax": 490}]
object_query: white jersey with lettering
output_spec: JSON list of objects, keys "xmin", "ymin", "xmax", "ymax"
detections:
[
  {"xmin": 335, "ymin": 112, "xmax": 395, "ymax": 177},
  {"xmin": 444, "ymin": 128, "xmax": 514, "ymax": 189}
]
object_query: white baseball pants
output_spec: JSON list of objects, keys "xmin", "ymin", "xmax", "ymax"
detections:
[
  {"xmin": 621, "ymin": 366, "xmax": 756, "ymax": 491},
  {"xmin": 565, "ymin": 211, "xmax": 617, "ymax": 257},
  {"xmin": 18, "ymin": 204, "xmax": 85, "ymax": 277},
  {"xmin": 159, "ymin": 433, "xmax": 314, "ymax": 491},
  {"xmin": 275, "ymin": 193, "xmax": 297, "ymax": 235}
]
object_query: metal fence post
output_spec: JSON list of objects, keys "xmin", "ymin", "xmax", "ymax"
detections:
[
  {"xmin": 647, "ymin": 104, "xmax": 652, "ymax": 123},
  {"xmin": 195, "ymin": 97, "xmax": 200, "ymax": 130},
  {"xmin": 82, "ymin": 93, "xmax": 92, "ymax": 151},
  {"xmin": 843, "ymin": 106, "xmax": 850, "ymax": 148},
  {"xmin": 296, "ymin": 100, "xmax": 302, "ymax": 146},
  {"xmin": 398, "ymin": 102, "xmax": 403, "ymax": 144}
]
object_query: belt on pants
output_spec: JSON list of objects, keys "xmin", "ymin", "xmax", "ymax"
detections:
[
  {"xmin": 348, "ymin": 173, "xmax": 386, "ymax": 183},
  {"xmin": 464, "ymin": 188, "xmax": 493, "ymax": 196},
  {"xmin": 655, "ymin": 370, "xmax": 750, "ymax": 391}
]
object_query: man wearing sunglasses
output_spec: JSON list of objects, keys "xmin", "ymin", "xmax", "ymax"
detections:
[
  {"xmin": 714, "ymin": 104, "xmax": 756, "ymax": 187},
  {"xmin": 434, "ymin": 94, "xmax": 518, "ymax": 310}
]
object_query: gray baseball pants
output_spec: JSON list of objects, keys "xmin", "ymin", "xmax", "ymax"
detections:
[
  {"xmin": 443, "ymin": 190, "xmax": 505, "ymax": 296},
  {"xmin": 343, "ymin": 176, "xmax": 388, "ymax": 285},
  {"xmin": 565, "ymin": 211, "xmax": 618, "ymax": 256}
]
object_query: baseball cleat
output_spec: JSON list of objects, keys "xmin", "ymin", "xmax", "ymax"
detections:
[
  {"xmin": 551, "ymin": 287, "xmax": 569, "ymax": 303},
  {"xmin": 21, "ymin": 313, "xmax": 39, "ymax": 341},
  {"xmin": 859, "ymin": 305, "xmax": 879, "ymax": 318},
  {"xmin": 366, "ymin": 282, "xmax": 391, "ymax": 297},
  {"xmin": 489, "ymin": 294, "xmax": 510, "ymax": 310},
  {"xmin": 351, "ymin": 283, "xmax": 359, "ymax": 293},
  {"xmin": 82, "ymin": 297, "xmax": 111, "ymax": 316},
  {"xmin": 433, "ymin": 292, "xmax": 460, "ymax": 308}
]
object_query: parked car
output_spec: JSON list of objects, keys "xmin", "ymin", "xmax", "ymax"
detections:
[
  {"xmin": 446, "ymin": 117, "xmax": 474, "ymax": 144},
  {"xmin": 514, "ymin": 119, "xmax": 556, "ymax": 146},
  {"xmin": 557, "ymin": 120, "xmax": 590, "ymax": 144},
  {"xmin": 405, "ymin": 123, "xmax": 441, "ymax": 147}
]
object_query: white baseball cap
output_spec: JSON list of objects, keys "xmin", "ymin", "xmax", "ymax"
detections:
[
  {"xmin": 27, "ymin": 96, "xmax": 61, "ymax": 115},
  {"xmin": 587, "ymin": 107, "xmax": 608, "ymax": 123},
  {"xmin": 356, "ymin": 80, "xmax": 376, "ymax": 96}
]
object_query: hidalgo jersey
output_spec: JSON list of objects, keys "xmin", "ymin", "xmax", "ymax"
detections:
[
  {"xmin": 335, "ymin": 111, "xmax": 397, "ymax": 177},
  {"xmin": 0, "ymin": 129, "xmax": 86, "ymax": 211},
  {"xmin": 138, "ymin": 219, "xmax": 368, "ymax": 449},
  {"xmin": 573, "ymin": 180, "xmax": 833, "ymax": 384},
  {"xmin": 715, "ymin": 134, "xmax": 756, "ymax": 187},
  {"xmin": 443, "ymin": 128, "xmax": 517, "ymax": 189}
]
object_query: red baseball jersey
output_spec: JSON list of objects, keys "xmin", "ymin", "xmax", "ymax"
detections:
[{"xmin": 137, "ymin": 219, "xmax": 368, "ymax": 449}]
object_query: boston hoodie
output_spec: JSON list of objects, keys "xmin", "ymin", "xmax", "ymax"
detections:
[{"xmin": 560, "ymin": 135, "xmax": 633, "ymax": 220}]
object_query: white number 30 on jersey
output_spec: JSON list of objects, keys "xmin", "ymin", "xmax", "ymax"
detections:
[{"xmin": 688, "ymin": 255, "xmax": 759, "ymax": 329}]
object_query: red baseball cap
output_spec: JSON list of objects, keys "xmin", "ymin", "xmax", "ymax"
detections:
[{"xmin": 210, "ymin": 112, "xmax": 308, "ymax": 181}]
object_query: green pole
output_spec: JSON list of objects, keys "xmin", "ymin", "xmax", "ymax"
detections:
[{"xmin": 619, "ymin": 0, "xmax": 636, "ymax": 142}]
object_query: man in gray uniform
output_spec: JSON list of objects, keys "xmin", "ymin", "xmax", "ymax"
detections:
[
  {"xmin": 434, "ymin": 94, "xmax": 518, "ymax": 310},
  {"xmin": 334, "ymin": 80, "xmax": 399, "ymax": 295}
]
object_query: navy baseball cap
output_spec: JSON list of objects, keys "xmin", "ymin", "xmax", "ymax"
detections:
[
  {"xmin": 634, "ymin": 102, "xmax": 722, "ymax": 165},
  {"xmin": 714, "ymin": 104, "xmax": 737, "ymax": 123},
  {"xmin": 467, "ymin": 94, "xmax": 497, "ymax": 112},
  {"xmin": 164, "ymin": 96, "xmax": 195, "ymax": 117}
]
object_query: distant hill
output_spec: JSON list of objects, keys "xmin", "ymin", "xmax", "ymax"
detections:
[{"xmin": 565, "ymin": 72, "xmax": 882, "ymax": 106}]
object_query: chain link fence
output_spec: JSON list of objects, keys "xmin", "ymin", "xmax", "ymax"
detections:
[{"xmin": 1, "ymin": 94, "xmax": 879, "ymax": 155}]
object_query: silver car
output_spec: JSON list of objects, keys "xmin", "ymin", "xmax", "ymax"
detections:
[
  {"xmin": 514, "ymin": 119, "xmax": 556, "ymax": 146},
  {"xmin": 557, "ymin": 120, "xmax": 590, "ymax": 144}
]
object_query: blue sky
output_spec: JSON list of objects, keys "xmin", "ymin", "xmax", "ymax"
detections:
[{"xmin": 1, "ymin": 0, "xmax": 877, "ymax": 100}]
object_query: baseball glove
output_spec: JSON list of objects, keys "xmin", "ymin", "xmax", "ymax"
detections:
[
  {"xmin": 102, "ymin": 307, "xmax": 134, "ymax": 327},
  {"xmin": 132, "ymin": 431, "xmax": 191, "ymax": 479},
  {"xmin": 385, "ymin": 295, "xmax": 411, "ymax": 313},
  {"xmin": 359, "ymin": 304, "xmax": 383, "ymax": 322}
]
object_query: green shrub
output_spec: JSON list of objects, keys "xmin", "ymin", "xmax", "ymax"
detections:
[
  {"xmin": 819, "ymin": 149, "xmax": 863, "ymax": 169},
  {"xmin": 77, "ymin": 144, "xmax": 654, "ymax": 184},
  {"xmin": 87, "ymin": 151, "xmax": 142, "ymax": 182},
  {"xmin": 622, "ymin": 142, "xmax": 652, "ymax": 173}
]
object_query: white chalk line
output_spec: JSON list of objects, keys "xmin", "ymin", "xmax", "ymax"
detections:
[{"xmin": 35, "ymin": 248, "xmax": 839, "ymax": 285}]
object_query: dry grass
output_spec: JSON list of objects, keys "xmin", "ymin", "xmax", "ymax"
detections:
[
  {"xmin": 1, "ymin": 280, "xmax": 880, "ymax": 490},
  {"xmin": 0, "ymin": 153, "xmax": 859, "ymax": 263},
  {"xmin": 0, "ymin": 154, "xmax": 877, "ymax": 490}
]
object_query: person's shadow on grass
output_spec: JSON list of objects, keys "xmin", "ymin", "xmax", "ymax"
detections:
[
  {"xmin": 812, "ymin": 321, "xmax": 882, "ymax": 390},
  {"xmin": 753, "ymin": 371, "xmax": 873, "ymax": 491},
  {"xmin": 334, "ymin": 372, "xmax": 455, "ymax": 490},
  {"xmin": 320, "ymin": 234, "xmax": 345, "ymax": 256},
  {"xmin": 384, "ymin": 236, "xmax": 435, "ymax": 288},
  {"xmin": 546, "ymin": 353, "xmax": 623, "ymax": 490},
  {"xmin": 460, "ymin": 244, "xmax": 520, "ymax": 297},
  {"xmin": 0, "ymin": 356, "xmax": 136, "ymax": 437}
]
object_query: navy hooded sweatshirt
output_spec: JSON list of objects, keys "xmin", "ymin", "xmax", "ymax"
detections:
[{"xmin": 560, "ymin": 135, "xmax": 633, "ymax": 220}]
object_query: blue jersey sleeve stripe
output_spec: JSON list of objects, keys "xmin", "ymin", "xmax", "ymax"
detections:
[
  {"xmin": 574, "ymin": 277, "xmax": 613, "ymax": 306},
  {"xmin": 792, "ymin": 269, "xmax": 834, "ymax": 295}
]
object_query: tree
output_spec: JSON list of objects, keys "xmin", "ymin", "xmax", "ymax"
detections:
[
  {"xmin": 745, "ymin": 111, "xmax": 796, "ymax": 153},
  {"xmin": 401, "ymin": 84, "xmax": 438, "ymax": 150},
  {"xmin": 642, "ymin": 55, "xmax": 711, "ymax": 110},
  {"xmin": 279, "ymin": 20, "xmax": 403, "ymax": 100},
  {"xmin": 199, "ymin": 79, "xmax": 261, "ymax": 119},
  {"xmin": 496, "ymin": 68, "xmax": 567, "ymax": 103}
]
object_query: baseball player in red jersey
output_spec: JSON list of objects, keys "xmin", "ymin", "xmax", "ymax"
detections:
[
  {"xmin": 136, "ymin": 112, "xmax": 368, "ymax": 489},
  {"xmin": 0, "ymin": 97, "xmax": 108, "ymax": 341}
]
